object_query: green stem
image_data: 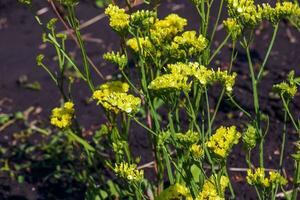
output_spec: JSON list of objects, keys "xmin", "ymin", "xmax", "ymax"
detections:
[
  {"xmin": 205, "ymin": 88, "xmax": 212, "ymax": 136},
  {"xmin": 208, "ymin": 34, "xmax": 230, "ymax": 64},
  {"xmin": 228, "ymin": 95, "xmax": 251, "ymax": 118},
  {"xmin": 163, "ymin": 147, "xmax": 175, "ymax": 185},
  {"xmin": 68, "ymin": 6, "xmax": 94, "ymax": 91},
  {"xmin": 225, "ymin": 166, "xmax": 235, "ymax": 199},
  {"xmin": 209, "ymin": 0, "xmax": 224, "ymax": 44},
  {"xmin": 281, "ymin": 96, "xmax": 299, "ymax": 132},
  {"xmin": 257, "ymin": 23, "xmax": 279, "ymax": 81},
  {"xmin": 47, "ymin": 34, "xmax": 86, "ymax": 80},
  {"xmin": 274, "ymin": 111, "xmax": 287, "ymax": 198},
  {"xmin": 292, "ymin": 160, "xmax": 300, "ymax": 200},
  {"xmin": 245, "ymin": 40, "xmax": 263, "ymax": 167},
  {"xmin": 39, "ymin": 63, "xmax": 58, "ymax": 85},
  {"xmin": 131, "ymin": 117, "xmax": 158, "ymax": 136},
  {"xmin": 210, "ymin": 42, "xmax": 237, "ymax": 125}
]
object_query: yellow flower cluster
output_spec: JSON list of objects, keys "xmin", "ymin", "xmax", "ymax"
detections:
[
  {"xmin": 167, "ymin": 62, "xmax": 237, "ymax": 92},
  {"xmin": 273, "ymin": 82, "xmax": 297, "ymax": 99},
  {"xmin": 156, "ymin": 183, "xmax": 192, "ymax": 200},
  {"xmin": 246, "ymin": 168, "xmax": 287, "ymax": 188},
  {"xmin": 242, "ymin": 125, "xmax": 257, "ymax": 150},
  {"xmin": 170, "ymin": 31, "xmax": 208, "ymax": 59},
  {"xmin": 149, "ymin": 62, "xmax": 236, "ymax": 93},
  {"xmin": 273, "ymin": 71, "xmax": 298, "ymax": 99},
  {"xmin": 227, "ymin": 0, "xmax": 300, "ymax": 27},
  {"xmin": 50, "ymin": 102, "xmax": 75, "ymax": 129},
  {"xmin": 175, "ymin": 130, "xmax": 199, "ymax": 145},
  {"xmin": 190, "ymin": 144, "xmax": 204, "ymax": 159},
  {"xmin": 148, "ymin": 74, "xmax": 191, "ymax": 92},
  {"xmin": 214, "ymin": 69, "xmax": 237, "ymax": 93},
  {"xmin": 206, "ymin": 126, "xmax": 241, "ymax": 159},
  {"xmin": 105, "ymin": 4, "xmax": 130, "ymax": 33},
  {"xmin": 223, "ymin": 18, "xmax": 243, "ymax": 40},
  {"xmin": 126, "ymin": 37, "xmax": 154, "ymax": 56},
  {"xmin": 196, "ymin": 175, "xmax": 229, "ymax": 200},
  {"xmin": 130, "ymin": 10, "xmax": 156, "ymax": 28},
  {"xmin": 126, "ymin": 14, "xmax": 193, "ymax": 61},
  {"xmin": 112, "ymin": 140, "xmax": 127, "ymax": 157},
  {"xmin": 258, "ymin": 2, "xmax": 300, "ymax": 24},
  {"xmin": 103, "ymin": 51, "xmax": 127, "ymax": 70},
  {"xmin": 227, "ymin": 0, "xmax": 260, "ymax": 27},
  {"xmin": 150, "ymin": 14, "xmax": 187, "ymax": 42},
  {"xmin": 126, "ymin": 13, "xmax": 210, "ymax": 62},
  {"xmin": 113, "ymin": 162, "xmax": 144, "ymax": 182},
  {"xmin": 92, "ymin": 81, "xmax": 141, "ymax": 114}
]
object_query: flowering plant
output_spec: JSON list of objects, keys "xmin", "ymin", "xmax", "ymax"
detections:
[{"xmin": 18, "ymin": 0, "xmax": 300, "ymax": 199}]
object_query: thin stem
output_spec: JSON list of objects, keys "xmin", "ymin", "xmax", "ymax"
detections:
[
  {"xmin": 132, "ymin": 117, "xmax": 158, "ymax": 136},
  {"xmin": 245, "ymin": 43, "xmax": 260, "ymax": 116},
  {"xmin": 292, "ymin": 160, "xmax": 300, "ymax": 200},
  {"xmin": 279, "ymin": 111, "xmax": 287, "ymax": 168},
  {"xmin": 121, "ymin": 70, "xmax": 142, "ymax": 95},
  {"xmin": 47, "ymin": 34, "xmax": 87, "ymax": 80},
  {"xmin": 228, "ymin": 95, "xmax": 251, "ymax": 118},
  {"xmin": 257, "ymin": 23, "xmax": 279, "ymax": 81},
  {"xmin": 225, "ymin": 166, "xmax": 236, "ymax": 199},
  {"xmin": 48, "ymin": 0, "xmax": 105, "ymax": 80},
  {"xmin": 208, "ymin": 34, "xmax": 231, "ymax": 64},
  {"xmin": 281, "ymin": 96, "xmax": 299, "ymax": 132},
  {"xmin": 205, "ymin": 88, "xmax": 212, "ymax": 136},
  {"xmin": 39, "ymin": 63, "xmax": 58, "ymax": 85},
  {"xmin": 210, "ymin": 42, "xmax": 237, "ymax": 125},
  {"xmin": 209, "ymin": 0, "xmax": 224, "ymax": 44},
  {"xmin": 68, "ymin": 6, "xmax": 94, "ymax": 91}
]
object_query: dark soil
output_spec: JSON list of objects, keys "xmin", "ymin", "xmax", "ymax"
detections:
[{"xmin": 1, "ymin": 0, "xmax": 300, "ymax": 199}]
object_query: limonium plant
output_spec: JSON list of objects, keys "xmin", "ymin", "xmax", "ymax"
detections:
[{"xmin": 19, "ymin": 0, "xmax": 300, "ymax": 199}]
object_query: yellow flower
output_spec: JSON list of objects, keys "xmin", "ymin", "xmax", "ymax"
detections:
[
  {"xmin": 190, "ymin": 144, "xmax": 204, "ymax": 158},
  {"xmin": 126, "ymin": 37, "xmax": 153, "ymax": 55},
  {"xmin": 150, "ymin": 14, "xmax": 187, "ymax": 42},
  {"xmin": 156, "ymin": 183, "xmax": 192, "ymax": 200},
  {"xmin": 105, "ymin": 4, "xmax": 129, "ymax": 33},
  {"xmin": 194, "ymin": 65, "xmax": 215, "ymax": 86},
  {"xmin": 223, "ymin": 18, "xmax": 243, "ymax": 40},
  {"xmin": 242, "ymin": 125, "xmax": 258, "ymax": 150},
  {"xmin": 130, "ymin": 10, "xmax": 156, "ymax": 28},
  {"xmin": 246, "ymin": 168, "xmax": 287, "ymax": 188},
  {"xmin": 165, "ymin": 62, "xmax": 236, "ymax": 92},
  {"xmin": 214, "ymin": 69, "xmax": 237, "ymax": 93},
  {"xmin": 273, "ymin": 70, "xmax": 298, "ymax": 99},
  {"xmin": 170, "ymin": 31, "xmax": 208, "ymax": 58},
  {"xmin": 113, "ymin": 162, "xmax": 144, "ymax": 182},
  {"xmin": 103, "ymin": 51, "xmax": 127, "ymax": 70},
  {"xmin": 196, "ymin": 175, "xmax": 229, "ymax": 200},
  {"xmin": 93, "ymin": 81, "xmax": 141, "ymax": 114},
  {"xmin": 50, "ymin": 101, "xmax": 75, "ymax": 129},
  {"xmin": 175, "ymin": 130, "xmax": 199, "ymax": 145},
  {"xmin": 148, "ymin": 73, "xmax": 191, "ymax": 92},
  {"xmin": 206, "ymin": 126, "xmax": 241, "ymax": 159}
]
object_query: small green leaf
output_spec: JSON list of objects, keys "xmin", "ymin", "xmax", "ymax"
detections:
[
  {"xmin": 0, "ymin": 114, "xmax": 10, "ymax": 125},
  {"xmin": 191, "ymin": 164, "xmax": 201, "ymax": 183}
]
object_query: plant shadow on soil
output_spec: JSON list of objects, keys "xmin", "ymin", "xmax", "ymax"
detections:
[{"xmin": 1, "ymin": 0, "xmax": 300, "ymax": 199}]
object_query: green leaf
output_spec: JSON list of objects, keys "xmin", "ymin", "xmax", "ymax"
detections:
[
  {"xmin": 14, "ymin": 112, "xmax": 24, "ymax": 120},
  {"xmin": 107, "ymin": 180, "xmax": 119, "ymax": 198},
  {"xmin": 190, "ymin": 164, "xmax": 201, "ymax": 183},
  {"xmin": 24, "ymin": 81, "xmax": 41, "ymax": 91},
  {"xmin": 0, "ymin": 114, "xmax": 10, "ymax": 125},
  {"xmin": 17, "ymin": 175, "xmax": 25, "ymax": 184},
  {"xmin": 68, "ymin": 131, "xmax": 95, "ymax": 152},
  {"xmin": 95, "ymin": 0, "xmax": 105, "ymax": 7}
]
